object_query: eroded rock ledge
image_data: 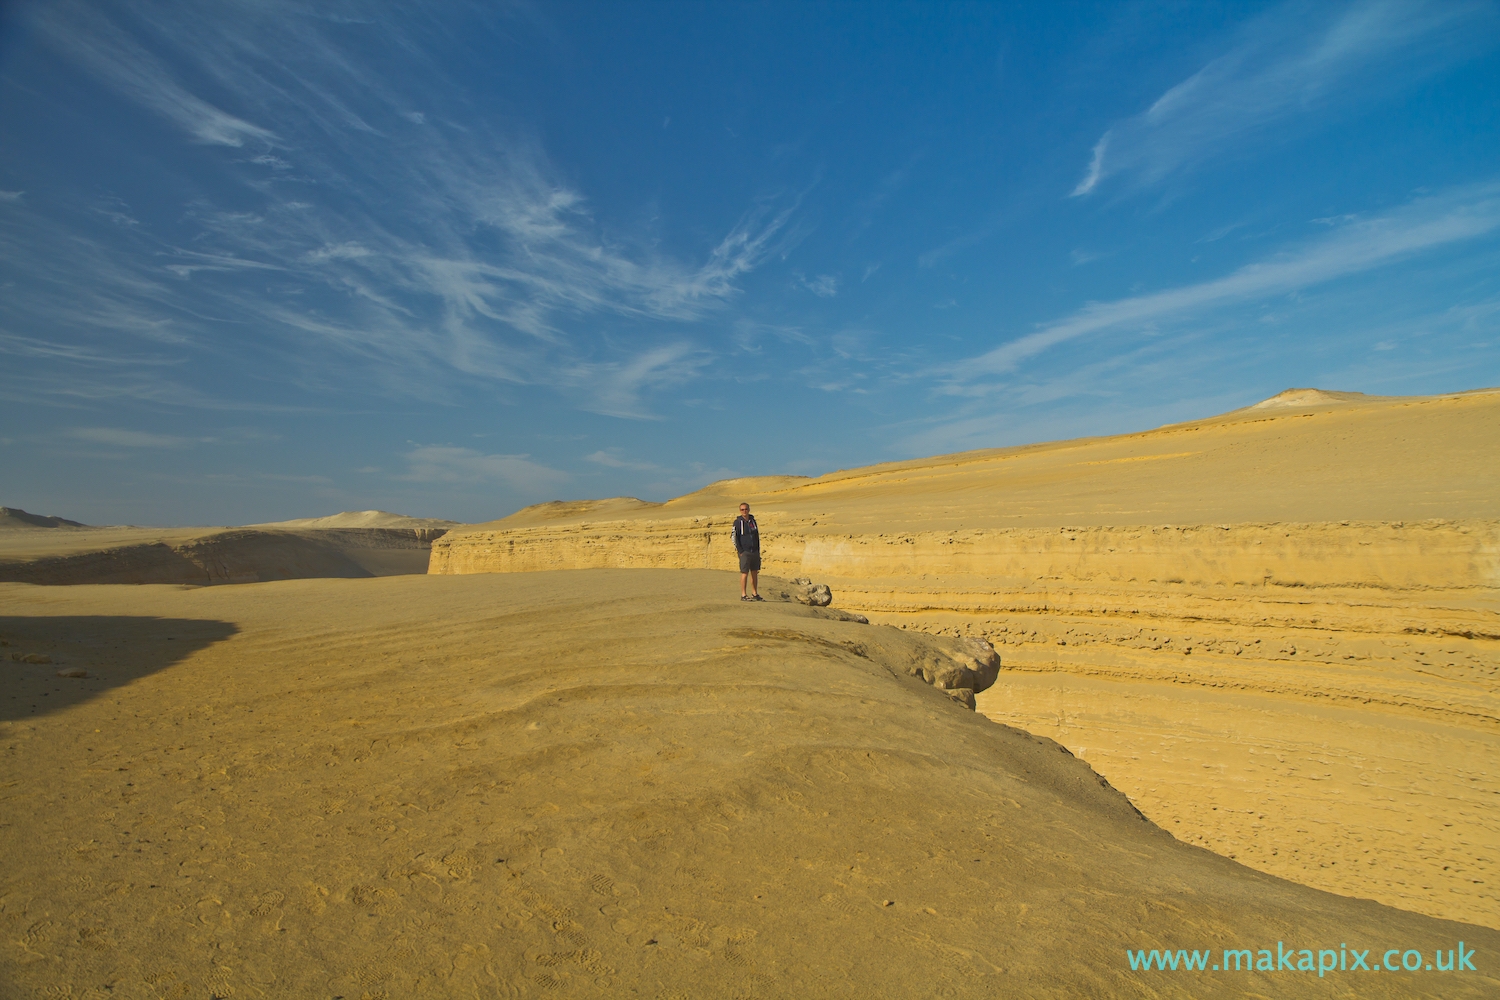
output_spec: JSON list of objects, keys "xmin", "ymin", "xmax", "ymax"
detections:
[
  {"xmin": 0, "ymin": 527, "xmax": 448, "ymax": 586},
  {"xmin": 763, "ymin": 580, "xmax": 1002, "ymax": 709}
]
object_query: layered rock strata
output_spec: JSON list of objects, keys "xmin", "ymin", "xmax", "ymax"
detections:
[{"xmin": 430, "ymin": 389, "xmax": 1500, "ymax": 927}]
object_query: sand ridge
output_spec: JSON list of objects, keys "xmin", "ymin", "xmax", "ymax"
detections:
[
  {"xmin": 249, "ymin": 510, "xmax": 461, "ymax": 531},
  {"xmin": 0, "ymin": 507, "xmax": 88, "ymax": 530},
  {"xmin": 2, "ymin": 570, "xmax": 1494, "ymax": 997},
  {"xmin": 0, "ymin": 510, "xmax": 459, "ymax": 585},
  {"xmin": 430, "ymin": 388, "xmax": 1500, "ymax": 928}
]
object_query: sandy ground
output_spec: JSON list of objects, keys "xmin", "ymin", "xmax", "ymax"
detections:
[
  {"xmin": 976, "ymin": 671, "xmax": 1497, "ymax": 924},
  {"xmin": 3, "ymin": 570, "xmax": 1495, "ymax": 999},
  {"xmin": 0, "ymin": 514, "xmax": 450, "ymax": 585},
  {"xmin": 429, "ymin": 389, "xmax": 1500, "ymax": 930}
]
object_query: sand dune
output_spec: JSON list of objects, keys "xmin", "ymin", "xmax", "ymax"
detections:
[
  {"xmin": 0, "ymin": 510, "xmax": 457, "ymax": 585},
  {"xmin": 2, "ymin": 571, "xmax": 1493, "ymax": 997},
  {"xmin": 431, "ymin": 388, "xmax": 1500, "ymax": 928},
  {"xmin": 1244, "ymin": 387, "xmax": 1386, "ymax": 409},
  {"xmin": 250, "ymin": 509, "xmax": 460, "ymax": 531},
  {"xmin": 0, "ymin": 506, "xmax": 87, "ymax": 530}
]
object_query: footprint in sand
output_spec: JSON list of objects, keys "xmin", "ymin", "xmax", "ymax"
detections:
[
  {"xmin": 349, "ymin": 883, "xmax": 400, "ymax": 914},
  {"xmin": 77, "ymin": 924, "xmax": 113, "ymax": 951},
  {"xmin": 441, "ymin": 850, "xmax": 474, "ymax": 879},
  {"xmin": 819, "ymin": 892, "xmax": 861, "ymax": 917},
  {"xmin": 576, "ymin": 949, "xmax": 611, "ymax": 975},
  {"xmin": 301, "ymin": 883, "xmax": 329, "ymax": 915},
  {"xmin": 141, "ymin": 969, "xmax": 191, "ymax": 1000},
  {"xmin": 357, "ymin": 966, "xmax": 394, "ymax": 990},
  {"xmin": 203, "ymin": 967, "xmax": 234, "ymax": 998},
  {"xmin": 23, "ymin": 919, "xmax": 56, "ymax": 947},
  {"xmin": 249, "ymin": 889, "xmax": 285, "ymax": 916}
]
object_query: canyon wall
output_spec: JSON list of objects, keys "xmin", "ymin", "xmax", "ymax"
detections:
[
  {"xmin": 428, "ymin": 390, "xmax": 1500, "ymax": 926},
  {"xmin": 430, "ymin": 513, "xmax": 1500, "ymax": 926}
]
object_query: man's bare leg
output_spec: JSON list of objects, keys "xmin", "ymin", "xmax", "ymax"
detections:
[
  {"xmin": 749, "ymin": 568, "xmax": 759, "ymax": 598},
  {"xmin": 741, "ymin": 571, "xmax": 749, "ymax": 598}
]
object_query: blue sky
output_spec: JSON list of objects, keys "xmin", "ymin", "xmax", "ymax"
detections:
[{"xmin": 2, "ymin": 0, "xmax": 1498, "ymax": 525}]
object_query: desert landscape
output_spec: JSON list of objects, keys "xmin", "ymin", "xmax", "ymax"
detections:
[
  {"xmin": 432, "ymin": 387, "xmax": 1500, "ymax": 930},
  {"xmin": 9, "ymin": 1, "xmax": 1499, "ymax": 995},
  {"xmin": 2, "ymin": 387, "xmax": 1497, "ymax": 997},
  {"xmin": 0, "ymin": 510, "xmax": 458, "ymax": 586}
]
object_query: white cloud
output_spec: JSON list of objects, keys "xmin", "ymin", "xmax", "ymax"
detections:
[
  {"xmin": 69, "ymin": 426, "xmax": 202, "ymax": 448},
  {"xmin": 584, "ymin": 450, "xmax": 659, "ymax": 471},
  {"xmin": 958, "ymin": 180, "xmax": 1500, "ymax": 378},
  {"xmin": 34, "ymin": 1, "xmax": 276, "ymax": 147},
  {"xmin": 1071, "ymin": 134, "xmax": 1108, "ymax": 198},
  {"xmin": 11, "ymin": 2, "xmax": 798, "ymax": 419},
  {"xmin": 304, "ymin": 242, "xmax": 372, "ymax": 262},
  {"xmin": 0, "ymin": 191, "xmax": 24, "ymax": 202},
  {"xmin": 568, "ymin": 342, "xmax": 708, "ymax": 419},
  {"xmin": 797, "ymin": 273, "xmax": 839, "ymax": 297},
  {"xmin": 401, "ymin": 445, "xmax": 570, "ymax": 488},
  {"xmin": 918, "ymin": 229, "xmax": 989, "ymax": 269},
  {"xmin": 1073, "ymin": 1, "xmax": 1495, "ymax": 196}
]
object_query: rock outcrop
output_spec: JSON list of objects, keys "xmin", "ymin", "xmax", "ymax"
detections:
[
  {"xmin": 782, "ymin": 577, "xmax": 832, "ymax": 606},
  {"xmin": 424, "ymin": 387, "xmax": 1500, "ymax": 928},
  {"xmin": 0, "ymin": 526, "xmax": 450, "ymax": 585},
  {"xmin": 891, "ymin": 635, "xmax": 1001, "ymax": 709}
]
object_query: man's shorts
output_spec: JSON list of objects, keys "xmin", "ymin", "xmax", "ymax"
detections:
[{"xmin": 738, "ymin": 550, "xmax": 761, "ymax": 573}]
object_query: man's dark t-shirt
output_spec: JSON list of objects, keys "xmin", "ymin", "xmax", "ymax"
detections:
[
  {"xmin": 734, "ymin": 514, "xmax": 761, "ymax": 572},
  {"xmin": 733, "ymin": 515, "xmax": 760, "ymax": 554}
]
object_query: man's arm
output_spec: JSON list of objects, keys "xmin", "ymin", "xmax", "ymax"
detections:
[{"xmin": 732, "ymin": 518, "xmax": 743, "ymax": 553}]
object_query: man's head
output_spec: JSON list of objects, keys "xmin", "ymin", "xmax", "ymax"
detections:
[{"xmin": 739, "ymin": 503, "xmax": 750, "ymax": 517}]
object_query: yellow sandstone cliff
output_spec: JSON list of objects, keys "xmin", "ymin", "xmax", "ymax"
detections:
[{"xmin": 431, "ymin": 388, "xmax": 1500, "ymax": 926}]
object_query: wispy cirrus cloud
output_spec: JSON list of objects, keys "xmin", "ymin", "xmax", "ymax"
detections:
[
  {"xmin": 958, "ymin": 180, "xmax": 1500, "ymax": 379},
  {"xmin": 1073, "ymin": 0, "xmax": 1496, "ymax": 196},
  {"xmin": 33, "ymin": 0, "xmax": 277, "ymax": 147},
  {"xmin": 401, "ymin": 445, "xmax": 569, "ymax": 490},
  {"xmin": 796, "ymin": 273, "xmax": 839, "ymax": 297},
  {"xmin": 68, "ymin": 427, "xmax": 206, "ymax": 448},
  {"xmin": 584, "ymin": 449, "xmax": 659, "ymax": 471},
  {"xmin": 6, "ymin": 1, "xmax": 794, "ymax": 420},
  {"xmin": 564, "ymin": 343, "xmax": 710, "ymax": 419}
]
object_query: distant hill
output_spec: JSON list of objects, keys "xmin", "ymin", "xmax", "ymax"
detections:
[
  {"xmin": 1245, "ymin": 387, "xmax": 1377, "ymax": 409},
  {"xmin": 0, "ymin": 507, "xmax": 88, "ymax": 530},
  {"xmin": 249, "ymin": 510, "xmax": 462, "ymax": 530}
]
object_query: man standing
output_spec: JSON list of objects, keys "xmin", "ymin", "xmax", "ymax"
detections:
[{"xmin": 733, "ymin": 502, "xmax": 763, "ymax": 601}]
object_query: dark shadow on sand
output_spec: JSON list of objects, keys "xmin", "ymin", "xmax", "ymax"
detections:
[{"xmin": 0, "ymin": 615, "xmax": 238, "ymax": 721}]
